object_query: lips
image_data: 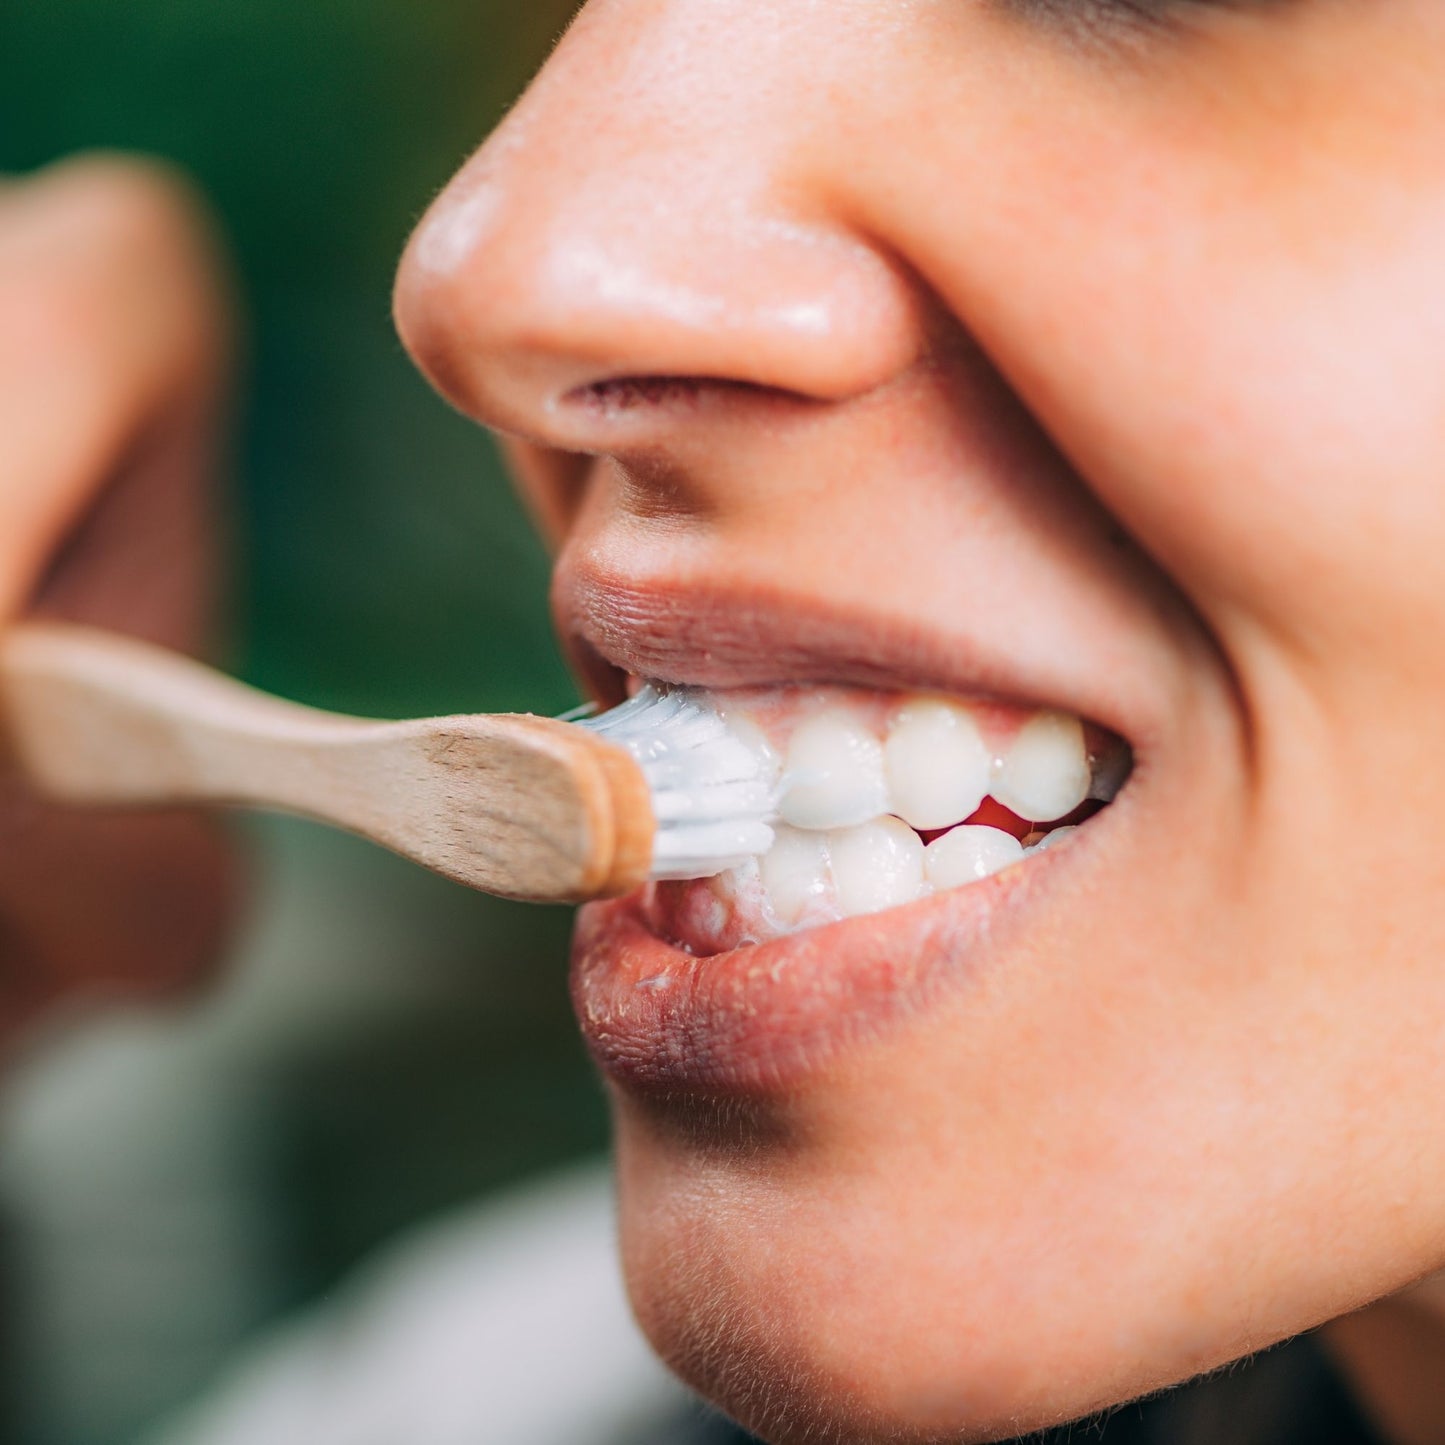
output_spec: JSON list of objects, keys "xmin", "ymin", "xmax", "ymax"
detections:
[
  {"xmin": 560, "ymin": 565, "xmax": 1141, "ymax": 1096},
  {"xmin": 571, "ymin": 808, "xmax": 1115, "ymax": 1094}
]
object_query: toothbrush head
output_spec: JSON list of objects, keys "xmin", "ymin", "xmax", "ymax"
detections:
[{"xmin": 580, "ymin": 685, "xmax": 777, "ymax": 881}]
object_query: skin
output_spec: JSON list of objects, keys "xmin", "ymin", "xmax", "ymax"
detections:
[
  {"xmin": 395, "ymin": 1, "xmax": 1445, "ymax": 1440},
  {"xmin": 0, "ymin": 155, "xmax": 236, "ymax": 1049}
]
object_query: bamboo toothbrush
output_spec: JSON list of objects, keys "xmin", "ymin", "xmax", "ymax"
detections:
[{"xmin": 0, "ymin": 622, "xmax": 776, "ymax": 903}]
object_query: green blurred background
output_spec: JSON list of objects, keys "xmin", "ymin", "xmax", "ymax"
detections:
[{"xmin": 0, "ymin": 4, "xmax": 610, "ymax": 1442}]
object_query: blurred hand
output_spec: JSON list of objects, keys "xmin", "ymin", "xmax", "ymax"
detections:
[{"xmin": 0, "ymin": 154, "xmax": 238, "ymax": 1048}]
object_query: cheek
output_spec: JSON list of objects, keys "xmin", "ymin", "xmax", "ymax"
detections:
[
  {"xmin": 961, "ymin": 206, "xmax": 1445, "ymax": 661},
  {"xmin": 861, "ymin": 23, "xmax": 1445, "ymax": 673}
]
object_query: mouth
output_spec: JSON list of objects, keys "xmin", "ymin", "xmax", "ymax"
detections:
[{"xmin": 572, "ymin": 674, "xmax": 1132, "ymax": 1094}]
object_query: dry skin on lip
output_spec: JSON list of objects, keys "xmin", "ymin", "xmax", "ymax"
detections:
[{"xmin": 641, "ymin": 683, "xmax": 1125, "ymax": 957}]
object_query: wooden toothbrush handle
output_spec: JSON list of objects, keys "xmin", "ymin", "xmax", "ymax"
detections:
[{"xmin": 0, "ymin": 622, "xmax": 654, "ymax": 903}]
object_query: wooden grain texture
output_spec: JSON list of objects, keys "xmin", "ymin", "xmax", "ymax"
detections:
[{"xmin": 0, "ymin": 622, "xmax": 655, "ymax": 903}]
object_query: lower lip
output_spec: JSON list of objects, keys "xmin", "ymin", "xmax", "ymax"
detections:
[{"xmin": 570, "ymin": 832, "xmax": 1090, "ymax": 1095}]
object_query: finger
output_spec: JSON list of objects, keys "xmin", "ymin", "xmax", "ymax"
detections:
[{"xmin": 0, "ymin": 154, "xmax": 232, "ymax": 619}]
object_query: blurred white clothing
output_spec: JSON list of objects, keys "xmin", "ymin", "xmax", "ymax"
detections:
[{"xmin": 147, "ymin": 1161, "xmax": 697, "ymax": 1445}]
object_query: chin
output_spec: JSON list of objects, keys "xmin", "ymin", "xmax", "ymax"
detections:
[
  {"xmin": 609, "ymin": 1086, "xmax": 1194, "ymax": 1445},
  {"xmin": 608, "ymin": 1048, "xmax": 1403, "ymax": 1445}
]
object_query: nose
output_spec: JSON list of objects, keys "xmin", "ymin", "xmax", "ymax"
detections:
[{"xmin": 393, "ymin": 0, "xmax": 927, "ymax": 448}]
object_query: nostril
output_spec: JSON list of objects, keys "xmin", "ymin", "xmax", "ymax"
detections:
[
  {"xmin": 565, "ymin": 375, "xmax": 806, "ymax": 420},
  {"xmin": 570, "ymin": 377, "xmax": 710, "ymax": 416}
]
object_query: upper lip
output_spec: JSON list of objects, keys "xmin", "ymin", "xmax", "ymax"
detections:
[{"xmin": 554, "ymin": 561, "xmax": 1157, "ymax": 751}]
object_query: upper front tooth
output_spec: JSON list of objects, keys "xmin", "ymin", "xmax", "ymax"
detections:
[
  {"xmin": 991, "ymin": 710, "xmax": 1090, "ymax": 823},
  {"xmin": 713, "ymin": 709, "xmax": 784, "ymax": 791},
  {"xmin": 883, "ymin": 697, "xmax": 990, "ymax": 830},
  {"xmin": 828, "ymin": 817, "xmax": 925, "ymax": 918},
  {"xmin": 779, "ymin": 709, "xmax": 888, "ymax": 830}
]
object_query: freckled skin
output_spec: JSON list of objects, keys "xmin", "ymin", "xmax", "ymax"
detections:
[{"xmin": 396, "ymin": 3, "xmax": 1445, "ymax": 1441}]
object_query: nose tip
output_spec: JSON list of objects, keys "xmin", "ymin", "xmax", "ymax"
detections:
[
  {"xmin": 394, "ymin": 24, "xmax": 925, "ymax": 446},
  {"xmin": 396, "ymin": 165, "xmax": 924, "ymax": 442}
]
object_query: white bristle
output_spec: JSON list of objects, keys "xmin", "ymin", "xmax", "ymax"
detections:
[{"xmin": 577, "ymin": 684, "xmax": 777, "ymax": 880}]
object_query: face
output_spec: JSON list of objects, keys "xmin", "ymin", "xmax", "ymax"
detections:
[{"xmin": 395, "ymin": 2, "xmax": 1445, "ymax": 1439}]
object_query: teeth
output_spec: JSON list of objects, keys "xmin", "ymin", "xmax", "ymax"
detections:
[
  {"xmin": 643, "ymin": 685, "xmax": 1121, "ymax": 954},
  {"xmin": 758, "ymin": 825, "xmax": 832, "ymax": 927},
  {"xmin": 883, "ymin": 697, "xmax": 991, "ymax": 831},
  {"xmin": 991, "ymin": 710, "xmax": 1090, "ymax": 823},
  {"xmin": 828, "ymin": 816, "xmax": 926, "ymax": 918},
  {"xmin": 714, "ymin": 710, "xmax": 784, "ymax": 791},
  {"xmin": 1088, "ymin": 739, "xmax": 1132, "ymax": 803},
  {"xmin": 923, "ymin": 825, "xmax": 1024, "ymax": 890},
  {"xmin": 1024, "ymin": 823, "xmax": 1078, "ymax": 854},
  {"xmin": 779, "ymin": 709, "xmax": 889, "ymax": 830}
]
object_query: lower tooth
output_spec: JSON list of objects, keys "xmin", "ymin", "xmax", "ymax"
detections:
[
  {"xmin": 758, "ymin": 825, "xmax": 832, "ymax": 926},
  {"xmin": 829, "ymin": 816, "xmax": 925, "ymax": 918},
  {"xmin": 1025, "ymin": 824, "xmax": 1079, "ymax": 854},
  {"xmin": 923, "ymin": 825, "xmax": 1024, "ymax": 889}
]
